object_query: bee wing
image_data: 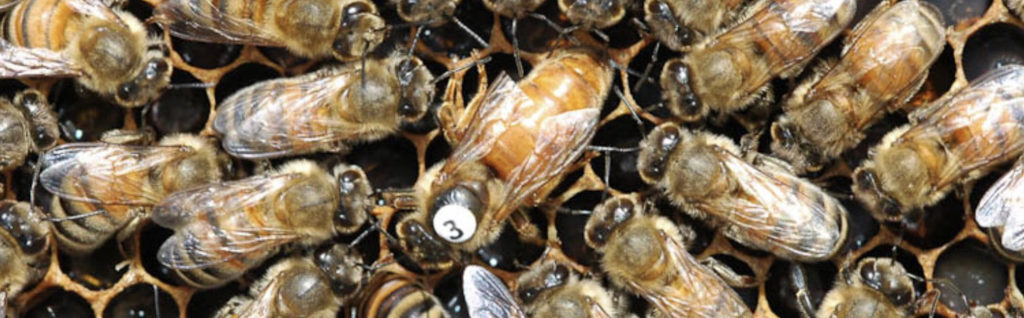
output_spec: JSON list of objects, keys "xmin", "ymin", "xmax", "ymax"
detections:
[
  {"xmin": 0, "ymin": 39, "xmax": 83, "ymax": 78},
  {"xmin": 213, "ymin": 68, "xmax": 364, "ymax": 159},
  {"xmin": 631, "ymin": 231, "xmax": 750, "ymax": 318},
  {"xmin": 695, "ymin": 148, "xmax": 844, "ymax": 259},
  {"xmin": 977, "ymin": 159, "xmax": 1024, "ymax": 228},
  {"xmin": 463, "ymin": 265, "xmax": 527, "ymax": 318},
  {"xmin": 39, "ymin": 143, "xmax": 195, "ymax": 205},
  {"xmin": 65, "ymin": 0, "xmax": 121, "ymax": 23},
  {"xmin": 153, "ymin": 0, "xmax": 282, "ymax": 46},
  {"xmin": 151, "ymin": 172, "xmax": 300, "ymax": 230},
  {"xmin": 444, "ymin": 73, "xmax": 529, "ymax": 170}
]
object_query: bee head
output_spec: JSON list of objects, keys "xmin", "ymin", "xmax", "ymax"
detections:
[
  {"xmin": 585, "ymin": 195, "xmax": 641, "ymax": 249},
  {"xmin": 853, "ymin": 144, "xmax": 928, "ymax": 223},
  {"xmin": 277, "ymin": 264, "xmax": 334, "ymax": 315},
  {"xmin": 331, "ymin": 164, "xmax": 372, "ymax": 235},
  {"xmin": 637, "ymin": 122, "xmax": 683, "ymax": 184},
  {"xmin": 392, "ymin": 56, "xmax": 433, "ymax": 124},
  {"xmin": 516, "ymin": 262, "xmax": 570, "ymax": 304},
  {"xmin": 852, "ymin": 167, "xmax": 904, "ymax": 223},
  {"xmin": 12, "ymin": 90, "xmax": 58, "ymax": 152},
  {"xmin": 396, "ymin": 0, "xmax": 456, "ymax": 25},
  {"xmin": 116, "ymin": 55, "xmax": 172, "ymax": 107},
  {"xmin": 660, "ymin": 58, "xmax": 705, "ymax": 121},
  {"xmin": 643, "ymin": 0, "xmax": 696, "ymax": 50},
  {"xmin": 315, "ymin": 244, "xmax": 366, "ymax": 297},
  {"xmin": 558, "ymin": 0, "xmax": 625, "ymax": 29},
  {"xmin": 0, "ymin": 201, "xmax": 50, "ymax": 256},
  {"xmin": 769, "ymin": 119, "xmax": 824, "ymax": 174},
  {"xmin": 395, "ymin": 217, "xmax": 455, "ymax": 271},
  {"xmin": 331, "ymin": 2, "xmax": 385, "ymax": 61},
  {"xmin": 854, "ymin": 257, "xmax": 915, "ymax": 307}
]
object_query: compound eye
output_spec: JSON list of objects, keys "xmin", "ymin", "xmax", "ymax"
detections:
[
  {"xmin": 117, "ymin": 82, "xmax": 139, "ymax": 103},
  {"xmin": 343, "ymin": 2, "xmax": 372, "ymax": 22},
  {"xmin": 430, "ymin": 186, "xmax": 483, "ymax": 243},
  {"xmin": 518, "ymin": 288, "xmax": 540, "ymax": 303}
]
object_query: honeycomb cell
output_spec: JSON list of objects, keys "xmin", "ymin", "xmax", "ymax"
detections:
[
  {"xmin": 184, "ymin": 282, "xmax": 243, "ymax": 318},
  {"xmin": 139, "ymin": 224, "xmax": 181, "ymax": 286},
  {"xmin": 556, "ymin": 191, "xmax": 604, "ymax": 267},
  {"xmin": 417, "ymin": 0, "xmax": 493, "ymax": 57},
  {"xmin": 910, "ymin": 44, "xmax": 957, "ymax": 108},
  {"xmin": 925, "ymin": 0, "xmax": 992, "ymax": 26},
  {"xmin": 765, "ymin": 260, "xmax": 837, "ymax": 318},
  {"xmin": 23, "ymin": 290, "xmax": 92, "ymax": 318},
  {"xmin": 53, "ymin": 81, "xmax": 125, "ymax": 142},
  {"xmin": 933, "ymin": 239, "xmax": 1008, "ymax": 312},
  {"xmin": 963, "ymin": 23, "xmax": 1024, "ymax": 82},
  {"xmin": 840, "ymin": 197, "xmax": 881, "ymax": 253},
  {"xmin": 434, "ymin": 269, "xmax": 470, "ymax": 318},
  {"xmin": 498, "ymin": 0, "xmax": 564, "ymax": 54},
  {"xmin": 893, "ymin": 193, "xmax": 965, "ymax": 249},
  {"xmin": 475, "ymin": 222, "xmax": 545, "ymax": 271},
  {"xmin": 344, "ymin": 136, "xmax": 419, "ymax": 189},
  {"xmin": 171, "ymin": 37, "xmax": 243, "ymax": 70},
  {"xmin": 58, "ymin": 238, "xmax": 128, "ymax": 290},
  {"xmin": 590, "ymin": 116, "xmax": 650, "ymax": 193},
  {"xmin": 147, "ymin": 72, "xmax": 211, "ymax": 136},
  {"xmin": 424, "ymin": 135, "xmax": 453, "ymax": 168},
  {"xmin": 103, "ymin": 284, "xmax": 179, "ymax": 318}
]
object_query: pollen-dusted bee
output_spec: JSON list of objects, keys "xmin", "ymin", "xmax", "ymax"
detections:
[
  {"xmin": 770, "ymin": 0, "xmax": 947, "ymax": 174},
  {"xmin": 852, "ymin": 65, "xmax": 1024, "ymax": 223},
  {"xmin": 358, "ymin": 267, "xmax": 450, "ymax": 317},
  {"xmin": 153, "ymin": 0, "xmax": 385, "ymax": 61},
  {"xmin": 643, "ymin": 0, "xmax": 751, "ymax": 51},
  {"xmin": 396, "ymin": 48, "xmax": 611, "ymax": 264},
  {"xmin": 152, "ymin": 161, "xmax": 373, "ymax": 289},
  {"xmin": 213, "ymin": 54, "xmax": 434, "ymax": 160},
  {"xmin": 0, "ymin": 89, "xmax": 58, "ymax": 171},
  {"xmin": 638, "ymin": 122, "xmax": 848, "ymax": 262},
  {"xmin": 660, "ymin": 0, "xmax": 856, "ymax": 122},
  {"xmin": 39, "ymin": 134, "xmax": 225, "ymax": 255},
  {"xmin": 1, "ymin": 0, "xmax": 171, "ymax": 107},
  {"xmin": 585, "ymin": 194, "xmax": 752, "ymax": 317},
  {"xmin": 558, "ymin": 0, "xmax": 628, "ymax": 30},
  {"xmin": 0, "ymin": 201, "xmax": 51, "ymax": 315},
  {"xmin": 812, "ymin": 257, "xmax": 917, "ymax": 318},
  {"xmin": 214, "ymin": 244, "xmax": 366, "ymax": 318}
]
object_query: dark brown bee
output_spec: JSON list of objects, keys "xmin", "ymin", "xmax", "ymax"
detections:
[
  {"xmin": 0, "ymin": 201, "xmax": 51, "ymax": 315},
  {"xmin": 0, "ymin": 90, "xmax": 58, "ymax": 171}
]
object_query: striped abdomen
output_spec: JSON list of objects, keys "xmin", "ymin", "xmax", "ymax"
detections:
[
  {"xmin": 4, "ymin": 0, "xmax": 76, "ymax": 50},
  {"xmin": 359, "ymin": 274, "xmax": 448, "ymax": 318}
]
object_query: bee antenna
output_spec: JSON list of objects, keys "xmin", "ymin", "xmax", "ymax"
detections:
[
  {"xmin": 511, "ymin": 18, "xmax": 524, "ymax": 79},
  {"xmin": 591, "ymin": 29, "xmax": 610, "ymax": 43},
  {"xmin": 30, "ymin": 155, "xmax": 43, "ymax": 208},
  {"xmin": 400, "ymin": 26, "xmax": 425, "ymax": 85},
  {"xmin": 449, "ymin": 16, "xmax": 489, "ymax": 48},
  {"xmin": 905, "ymin": 272, "xmax": 973, "ymax": 316},
  {"xmin": 152, "ymin": 284, "xmax": 162, "ymax": 318},
  {"xmin": 168, "ymin": 82, "xmax": 216, "ymax": 90},
  {"xmin": 630, "ymin": 17, "xmax": 650, "ymax": 33},
  {"xmin": 430, "ymin": 56, "xmax": 492, "ymax": 86},
  {"xmin": 44, "ymin": 209, "xmax": 110, "ymax": 223},
  {"xmin": 612, "ymin": 85, "xmax": 648, "ymax": 140},
  {"xmin": 586, "ymin": 145, "xmax": 640, "ymax": 153},
  {"xmin": 632, "ymin": 42, "xmax": 660, "ymax": 92}
]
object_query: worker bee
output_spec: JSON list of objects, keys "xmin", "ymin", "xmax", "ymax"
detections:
[
  {"xmin": 638, "ymin": 122, "xmax": 848, "ymax": 262},
  {"xmin": 585, "ymin": 194, "xmax": 752, "ymax": 317},
  {"xmin": 152, "ymin": 0, "xmax": 385, "ymax": 61},
  {"xmin": 39, "ymin": 134, "xmax": 225, "ymax": 255},
  {"xmin": 214, "ymin": 244, "xmax": 366, "ymax": 318},
  {"xmin": 813, "ymin": 257, "xmax": 916, "ymax": 318},
  {"xmin": 396, "ymin": 48, "xmax": 611, "ymax": 264},
  {"xmin": 975, "ymin": 156, "xmax": 1024, "ymax": 252},
  {"xmin": 660, "ymin": 0, "xmax": 856, "ymax": 122},
  {"xmin": 643, "ymin": 0, "xmax": 752, "ymax": 51},
  {"xmin": 463, "ymin": 262, "xmax": 618, "ymax": 318},
  {"xmin": 212, "ymin": 54, "xmax": 434, "ymax": 160},
  {"xmin": 770, "ymin": 0, "xmax": 947, "ymax": 174},
  {"xmin": 1, "ymin": 0, "xmax": 171, "ymax": 107},
  {"xmin": 463, "ymin": 265, "xmax": 528, "ymax": 318},
  {"xmin": 852, "ymin": 65, "xmax": 1024, "ymax": 223},
  {"xmin": 152, "ymin": 160, "xmax": 372, "ymax": 288},
  {"xmin": 558, "ymin": 0, "xmax": 628, "ymax": 30},
  {"xmin": 0, "ymin": 89, "xmax": 58, "ymax": 171},
  {"xmin": 0, "ymin": 201, "xmax": 51, "ymax": 315},
  {"xmin": 358, "ymin": 267, "xmax": 450, "ymax": 317}
]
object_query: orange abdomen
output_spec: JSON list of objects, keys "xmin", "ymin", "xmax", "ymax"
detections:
[{"xmin": 5, "ymin": 0, "xmax": 77, "ymax": 50}]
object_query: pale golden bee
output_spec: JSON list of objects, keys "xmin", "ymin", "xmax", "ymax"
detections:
[
  {"xmin": 585, "ymin": 194, "xmax": 752, "ymax": 317},
  {"xmin": 212, "ymin": 54, "xmax": 434, "ymax": 160},
  {"xmin": 1, "ymin": 0, "xmax": 171, "ymax": 107},
  {"xmin": 0, "ymin": 201, "xmax": 51, "ymax": 315},
  {"xmin": 39, "ymin": 134, "xmax": 225, "ymax": 255},
  {"xmin": 852, "ymin": 65, "xmax": 1024, "ymax": 223},
  {"xmin": 482, "ymin": 0, "xmax": 545, "ymax": 19},
  {"xmin": 515, "ymin": 261, "xmax": 617, "ymax": 318},
  {"xmin": 214, "ymin": 244, "xmax": 366, "ymax": 318},
  {"xmin": 0, "ymin": 90, "xmax": 58, "ymax": 171},
  {"xmin": 638, "ymin": 122, "xmax": 848, "ymax": 262},
  {"xmin": 558, "ymin": 0, "xmax": 628, "ymax": 30},
  {"xmin": 152, "ymin": 161, "xmax": 372, "ymax": 288},
  {"xmin": 643, "ymin": 0, "xmax": 752, "ymax": 51},
  {"xmin": 153, "ymin": 0, "xmax": 385, "ymax": 61},
  {"xmin": 660, "ymin": 0, "xmax": 855, "ymax": 122},
  {"xmin": 814, "ymin": 257, "xmax": 916, "ymax": 318},
  {"xmin": 358, "ymin": 267, "xmax": 450, "ymax": 317},
  {"xmin": 770, "ymin": 0, "xmax": 947, "ymax": 174}
]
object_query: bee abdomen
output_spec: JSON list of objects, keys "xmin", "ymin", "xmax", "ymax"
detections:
[{"xmin": 361, "ymin": 276, "xmax": 448, "ymax": 318}]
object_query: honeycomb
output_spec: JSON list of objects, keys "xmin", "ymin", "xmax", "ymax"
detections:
[{"xmin": 3, "ymin": 0, "xmax": 1024, "ymax": 317}]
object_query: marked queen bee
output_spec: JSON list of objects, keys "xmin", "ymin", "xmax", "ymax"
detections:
[
  {"xmin": 1, "ymin": 0, "xmax": 171, "ymax": 107},
  {"xmin": 153, "ymin": 0, "xmax": 386, "ymax": 61},
  {"xmin": 39, "ymin": 134, "xmax": 225, "ymax": 255},
  {"xmin": 0, "ymin": 201, "xmax": 51, "ymax": 315},
  {"xmin": 852, "ymin": 65, "xmax": 1024, "ymax": 223},
  {"xmin": 0, "ymin": 89, "xmax": 58, "ymax": 172},
  {"xmin": 770, "ymin": 0, "xmax": 947, "ymax": 174},
  {"xmin": 152, "ymin": 160, "xmax": 373, "ymax": 288},
  {"xmin": 638, "ymin": 122, "xmax": 848, "ymax": 262},
  {"xmin": 660, "ymin": 0, "xmax": 855, "ymax": 122},
  {"xmin": 213, "ymin": 54, "xmax": 434, "ymax": 160}
]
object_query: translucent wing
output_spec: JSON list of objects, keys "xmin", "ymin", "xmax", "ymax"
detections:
[
  {"xmin": 40, "ymin": 143, "xmax": 195, "ymax": 205},
  {"xmin": 463, "ymin": 265, "xmax": 527, "ymax": 318},
  {"xmin": 153, "ymin": 0, "xmax": 282, "ymax": 45},
  {"xmin": 1002, "ymin": 202, "xmax": 1024, "ymax": 251},
  {"xmin": 65, "ymin": 0, "xmax": 121, "ymax": 23},
  {"xmin": 212, "ymin": 67, "xmax": 367, "ymax": 159},
  {"xmin": 976, "ymin": 159, "xmax": 1024, "ymax": 228},
  {"xmin": 151, "ymin": 172, "xmax": 299, "ymax": 229},
  {"xmin": 695, "ymin": 148, "xmax": 844, "ymax": 259},
  {"xmin": 0, "ymin": 39, "xmax": 82, "ymax": 78}
]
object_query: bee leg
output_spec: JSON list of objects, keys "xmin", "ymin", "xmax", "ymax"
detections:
[
  {"xmin": 699, "ymin": 257, "xmax": 757, "ymax": 288},
  {"xmin": 790, "ymin": 263, "xmax": 816, "ymax": 318},
  {"xmin": 115, "ymin": 214, "xmax": 144, "ymax": 243},
  {"xmin": 509, "ymin": 209, "xmax": 544, "ymax": 246}
]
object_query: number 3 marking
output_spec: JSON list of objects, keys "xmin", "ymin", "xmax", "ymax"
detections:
[
  {"xmin": 443, "ymin": 220, "xmax": 464, "ymax": 240},
  {"xmin": 433, "ymin": 205, "xmax": 477, "ymax": 243}
]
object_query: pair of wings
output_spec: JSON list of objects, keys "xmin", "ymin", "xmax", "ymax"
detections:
[
  {"xmin": 40, "ymin": 142, "xmax": 198, "ymax": 206},
  {"xmin": 692, "ymin": 147, "xmax": 845, "ymax": 260},
  {"xmin": 152, "ymin": 172, "xmax": 309, "ymax": 270},
  {"xmin": 212, "ymin": 66, "xmax": 369, "ymax": 159},
  {"xmin": 152, "ymin": 0, "xmax": 288, "ymax": 47},
  {"xmin": 900, "ymin": 65, "xmax": 1024, "ymax": 190},
  {"xmin": 976, "ymin": 157, "xmax": 1024, "ymax": 251},
  {"xmin": 0, "ymin": 0, "xmax": 124, "ymax": 78},
  {"xmin": 462, "ymin": 266, "xmax": 613, "ymax": 318},
  {"xmin": 440, "ymin": 73, "xmax": 599, "ymax": 215}
]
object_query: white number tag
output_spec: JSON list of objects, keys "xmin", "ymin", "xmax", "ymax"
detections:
[{"xmin": 432, "ymin": 205, "xmax": 477, "ymax": 243}]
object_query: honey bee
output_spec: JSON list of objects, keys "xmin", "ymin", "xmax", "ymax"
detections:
[
  {"xmin": 396, "ymin": 48, "xmax": 611, "ymax": 263},
  {"xmin": 814, "ymin": 257, "xmax": 916, "ymax": 318},
  {"xmin": 358, "ymin": 267, "xmax": 450, "ymax": 317},
  {"xmin": 660, "ymin": 0, "xmax": 856, "ymax": 122},
  {"xmin": 152, "ymin": 160, "xmax": 372, "ymax": 289},
  {"xmin": 152, "ymin": 0, "xmax": 385, "ymax": 61},
  {"xmin": 585, "ymin": 194, "xmax": 752, "ymax": 317},
  {"xmin": 770, "ymin": 0, "xmax": 947, "ymax": 174},
  {"xmin": 1, "ymin": 0, "xmax": 171, "ymax": 107},
  {"xmin": 463, "ymin": 262, "xmax": 618, "ymax": 318},
  {"xmin": 558, "ymin": 0, "xmax": 628, "ymax": 30},
  {"xmin": 852, "ymin": 65, "xmax": 1024, "ymax": 223},
  {"xmin": 0, "ymin": 89, "xmax": 58, "ymax": 171},
  {"xmin": 643, "ymin": 0, "xmax": 751, "ymax": 51},
  {"xmin": 214, "ymin": 244, "xmax": 366, "ymax": 318},
  {"xmin": 463, "ymin": 265, "xmax": 528, "ymax": 318},
  {"xmin": 212, "ymin": 54, "xmax": 434, "ymax": 160},
  {"xmin": 638, "ymin": 122, "xmax": 848, "ymax": 262},
  {"xmin": 975, "ymin": 156, "xmax": 1024, "ymax": 252},
  {"xmin": 0, "ymin": 201, "xmax": 51, "ymax": 315},
  {"xmin": 39, "ymin": 134, "xmax": 225, "ymax": 255}
]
